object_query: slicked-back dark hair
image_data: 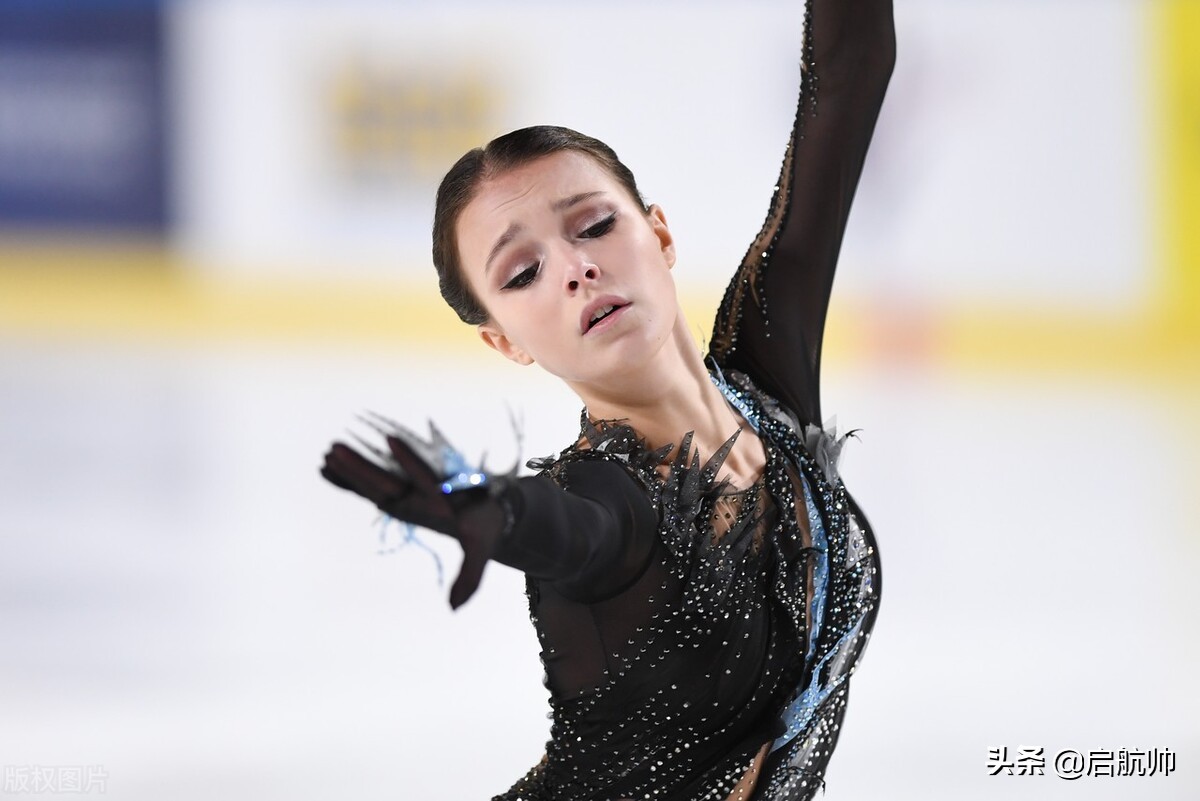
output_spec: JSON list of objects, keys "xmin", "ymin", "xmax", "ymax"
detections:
[{"xmin": 432, "ymin": 125, "xmax": 649, "ymax": 325}]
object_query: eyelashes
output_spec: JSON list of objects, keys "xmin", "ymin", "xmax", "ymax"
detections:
[
  {"xmin": 503, "ymin": 263, "xmax": 540, "ymax": 290},
  {"xmin": 500, "ymin": 212, "xmax": 618, "ymax": 291},
  {"xmin": 580, "ymin": 212, "xmax": 617, "ymax": 238}
]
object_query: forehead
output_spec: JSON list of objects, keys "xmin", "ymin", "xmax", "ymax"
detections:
[
  {"xmin": 456, "ymin": 152, "xmax": 624, "ymax": 254},
  {"xmin": 476, "ymin": 150, "xmax": 618, "ymax": 217}
]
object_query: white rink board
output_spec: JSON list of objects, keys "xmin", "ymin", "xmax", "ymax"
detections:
[{"xmin": 171, "ymin": 0, "xmax": 1150, "ymax": 311}]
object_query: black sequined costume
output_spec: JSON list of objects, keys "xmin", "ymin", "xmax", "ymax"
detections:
[{"xmin": 486, "ymin": 1, "xmax": 895, "ymax": 798}]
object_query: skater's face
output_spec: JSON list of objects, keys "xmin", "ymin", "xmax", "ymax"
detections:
[{"xmin": 456, "ymin": 151, "xmax": 679, "ymax": 385}]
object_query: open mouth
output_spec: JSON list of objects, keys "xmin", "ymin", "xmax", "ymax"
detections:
[{"xmin": 586, "ymin": 303, "xmax": 627, "ymax": 332}]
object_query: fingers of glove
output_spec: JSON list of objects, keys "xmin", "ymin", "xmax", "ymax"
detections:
[
  {"xmin": 319, "ymin": 464, "xmax": 355, "ymax": 492},
  {"xmin": 384, "ymin": 435, "xmax": 442, "ymax": 492},
  {"xmin": 445, "ymin": 499, "xmax": 508, "ymax": 609},
  {"xmin": 324, "ymin": 443, "xmax": 463, "ymax": 538},
  {"xmin": 323, "ymin": 442, "xmax": 412, "ymax": 507},
  {"xmin": 449, "ymin": 541, "xmax": 489, "ymax": 610}
]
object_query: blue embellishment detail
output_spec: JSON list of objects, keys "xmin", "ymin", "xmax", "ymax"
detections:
[
  {"xmin": 438, "ymin": 444, "xmax": 489, "ymax": 494},
  {"xmin": 709, "ymin": 359, "xmax": 762, "ymax": 433},
  {"xmin": 711, "ymin": 363, "xmax": 873, "ymax": 757},
  {"xmin": 377, "ymin": 514, "xmax": 445, "ymax": 587}
]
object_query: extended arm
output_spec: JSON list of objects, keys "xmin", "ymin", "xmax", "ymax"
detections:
[
  {"xmin": 322, "ymin": 433, "xmax": 658, "ymax": 608},
  {"xmin": 494, "ymin": 460, "xmax": 659, "ymax": 602},
  {"xmin": 708, "ymin": 0, "xmax": 896, "ymax": 427}
]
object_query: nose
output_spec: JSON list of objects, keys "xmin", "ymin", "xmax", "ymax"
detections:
[{"xmin": 564, "ymin": 259, "xmax": 600, "ymax": 292}]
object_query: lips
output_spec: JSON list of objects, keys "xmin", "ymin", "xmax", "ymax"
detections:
[{"xmin": 580, "ymin": 295, "xmax": 630, "ymax": 335}]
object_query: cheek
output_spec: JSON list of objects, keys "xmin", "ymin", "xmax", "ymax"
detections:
[{"xmin": 494, "ymin": 289, "xmax": 566, "ymax": 351}]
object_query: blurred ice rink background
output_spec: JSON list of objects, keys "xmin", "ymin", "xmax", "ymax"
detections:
[{"xmin": 1, "ymin": 0, "xmax": 1198, "ymax": 799}]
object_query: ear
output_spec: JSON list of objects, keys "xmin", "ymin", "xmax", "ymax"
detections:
[
  {"xmin": 477, "ymin": 321, "xmax": 535, "ymax": 366},
  {"xmin": 646, "ymin": 204, "xmax": 676, "ymax": 269}
]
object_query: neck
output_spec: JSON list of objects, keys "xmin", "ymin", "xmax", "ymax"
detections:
[{"xmin": 566, "ymin": 304, "xmax": 764, "ymax": 480}]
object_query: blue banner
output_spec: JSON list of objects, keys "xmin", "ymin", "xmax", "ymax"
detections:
[{"xmin": 0, "ymin": 1, "xmax": 168, "ymax": 232}]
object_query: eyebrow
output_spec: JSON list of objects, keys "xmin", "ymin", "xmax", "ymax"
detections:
[
  {"xmin": 484, "ymin": 191, "xmax": 606, "ymax": 274},
  {"xmin": 485, "ymin": 224, "xmax": 522, "ymax": 275},
  {"xmin": 552, "ymin": 190, "xmax": 604, "ymax": 212}
]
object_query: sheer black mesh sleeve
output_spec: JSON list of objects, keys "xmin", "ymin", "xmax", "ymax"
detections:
[
  {"xmin": 490, "ymin": 459, "xmax": 659, "ymax": 604},
  {"xmin": 709, "ymin": 0, "xmax": 895, "ymax": 429}
]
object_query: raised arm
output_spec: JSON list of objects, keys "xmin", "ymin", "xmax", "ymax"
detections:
[{"xmin": 708, "ymin": 0, "xmax": 895, "ymax": 428}]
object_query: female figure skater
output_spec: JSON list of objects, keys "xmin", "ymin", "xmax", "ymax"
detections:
[{"xmin": 322, "ymin": 0, "xmax": 894, "ymax": 798}]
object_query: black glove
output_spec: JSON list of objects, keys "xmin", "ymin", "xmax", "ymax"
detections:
[{"xmin": 321, "ymin": 415, "xmax": 510, "ymax": 609}]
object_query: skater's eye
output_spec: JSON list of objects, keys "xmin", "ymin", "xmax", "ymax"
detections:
[
  {"xmin": 503, "ymin": 262, "xmax": 540, "ymax": 290},
  {"xmin": 579, "ymin": 213, "xmax": 617, "ymax": 239}
]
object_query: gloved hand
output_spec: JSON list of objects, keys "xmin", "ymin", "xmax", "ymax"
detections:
[{"xmin": 320, "ymin": 416, "xmax": 510, "ymax": 609}]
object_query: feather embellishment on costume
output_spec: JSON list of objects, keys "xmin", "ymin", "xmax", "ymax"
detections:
[
  {"xmin": 377, "ymin": 515, "xmax": 446, "ymax": 587},
  {"xmin": 528, "ymin": 412, "xmax": 672, "ymax": 488},
  {"xmin": 355, "ymin": 410, "xmax": 521, "ymax": 494},
  {"xmin": 349, "ymin": 410, "xmax": 525, "ymax": 590},
  {"xmin": 801, "ymin": 419, "xmax": 860, "ymax": 488}
]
